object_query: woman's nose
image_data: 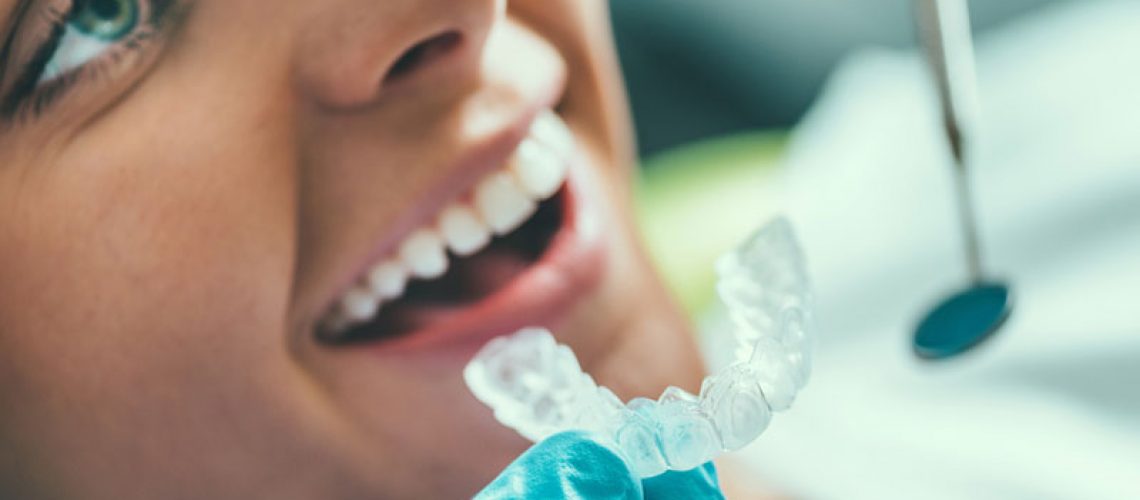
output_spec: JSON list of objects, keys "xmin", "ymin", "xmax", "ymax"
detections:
[{"xmin": 295, "ymin": 0, "xmax": 504, "ymax": 110}]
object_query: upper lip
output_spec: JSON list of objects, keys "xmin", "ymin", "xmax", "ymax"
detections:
[{"xmin": 315, "ymin": 78, "xmax": 567, "ymax": 335}]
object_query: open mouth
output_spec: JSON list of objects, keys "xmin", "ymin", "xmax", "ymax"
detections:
[{"xmin": 319, "ymin": 110, "xmax": 575, "ymax": 345}]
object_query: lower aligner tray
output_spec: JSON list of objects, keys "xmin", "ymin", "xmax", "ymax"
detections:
[{"xmin": 464, "ymin": 218, "xmax": 813, "ymax": 478}]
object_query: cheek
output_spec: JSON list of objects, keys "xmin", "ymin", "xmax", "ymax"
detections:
[
  {"xmin": 0, "ymin": 76, "xmax": 311, "ymax": 484},
  {"xmin": 21, "ymin": 90, "xmax": 297, "ymax": 357}
]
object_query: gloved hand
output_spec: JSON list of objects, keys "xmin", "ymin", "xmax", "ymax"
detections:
[{"xmin": 476, "ymin": 431, "xmax": 725, "ymax": 500}]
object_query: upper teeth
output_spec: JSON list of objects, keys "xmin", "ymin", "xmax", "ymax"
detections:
[{"xmin": 323, "ymin": 110, "xmax": 575, "ymax": 333}]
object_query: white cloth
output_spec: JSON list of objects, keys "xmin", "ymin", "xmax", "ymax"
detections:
[{"xmin": 714, "ymin": 2, "xmax": 1140, "ymax": 498}]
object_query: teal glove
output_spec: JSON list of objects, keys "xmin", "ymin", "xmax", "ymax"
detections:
[{"xmin": 477, "ymin": 431, "xmax": 725, "ymax": 500}]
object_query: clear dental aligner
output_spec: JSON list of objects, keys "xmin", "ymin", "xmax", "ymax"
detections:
[{"xmin": 464, "ymin": 218, "xmax": 813, "ymax": 478}]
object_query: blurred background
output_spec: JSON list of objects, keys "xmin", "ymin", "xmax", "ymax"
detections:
[
  {"xmin": 612, "ymin": 0, "xmax": 1066, "ymax": 156},
  {"xmin": 612, "ymin": 1, "xmax": 1140, "ymax": 498},
  {"xmin": 615, "ymin": 0, "xmax": 1067, "ymax": 156}
]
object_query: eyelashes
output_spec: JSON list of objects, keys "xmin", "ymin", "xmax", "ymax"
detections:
[
  {"xmin": 2, "ymin": 7, "xmax": 71, "ymax": 118},
  {"xmin": 0, "ymin": 0, "xmax": 174, "ymax": 123}
]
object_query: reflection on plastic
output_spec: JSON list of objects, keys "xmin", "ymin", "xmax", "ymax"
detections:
[{"xmin": 465, "ymin": 217, "xmax": 814, "ymax": 478}]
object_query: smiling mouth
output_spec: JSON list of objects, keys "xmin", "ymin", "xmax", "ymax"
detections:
[{"xmin": 319, "ymin": 110, "xmax": 576, "ymax": 345}]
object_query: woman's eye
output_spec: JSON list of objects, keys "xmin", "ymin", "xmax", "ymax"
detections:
[{"xmin": 39, "ymin": 0, "xmax": 142, "ymax": 83}]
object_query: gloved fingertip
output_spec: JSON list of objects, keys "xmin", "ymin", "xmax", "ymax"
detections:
[
  {"xmin": 641, "ymin": 461, "xmax": 725, "ymax": 500},
  {"xmin": 476, "ymin": 431, "xmax": 642, "ymax": 500}
]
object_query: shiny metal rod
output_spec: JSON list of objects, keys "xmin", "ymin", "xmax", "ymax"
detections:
[{"xmin": 916, "ymin": 0, "xmax": 984, "ymax": 283}]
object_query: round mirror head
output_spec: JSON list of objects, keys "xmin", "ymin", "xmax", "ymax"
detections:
[{"xmin": 915, "ymin": 283, "xmax": 1012, "ymax": 360}]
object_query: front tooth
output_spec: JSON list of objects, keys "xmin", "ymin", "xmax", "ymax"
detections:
[
  {"xmin": 340, "ymin": 286, "xmax": 380, "ymax": 323},
  {"xmin": 367, "ymin": 260, "xmax": 408, "ymax": 300},
  {"xmin": 531, "ymin": 111, "xmax": 576, "ymax": 158},
  {"xmin": 438, "ymin": 204, "xmax": 492, "ymax": 256},
  {"xmin": 475, "ymin": 171, "xmax": 538, "ymax": 235},
  {"xmin": 399, "ymin": 228, "xmax": 449, "ymax": 279},
  {"xmin": 511, "ymin": 139, "xmax": 568, "ymax": 200}
]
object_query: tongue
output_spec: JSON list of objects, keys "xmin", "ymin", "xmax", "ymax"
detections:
[
  {"xmin": 346, "ymin": 189, "xmax": 566, "ymax": 342},
  {"xmin": 462, "ymin": 249, "xmax": 534, "ymax": 294},
  {"xmin": 370, "ymin": 244, "xmax": 534, "ymax": 334},
  {"xmin": 412, "ymin": 245, "xmax": 532, "ymax": 303}
]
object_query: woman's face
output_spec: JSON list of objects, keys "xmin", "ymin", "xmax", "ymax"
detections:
[{"xmin": 0, "ymin": 0, "xmax": 704, "ymax": 497}]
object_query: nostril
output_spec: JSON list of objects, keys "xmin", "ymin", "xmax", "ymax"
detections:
[{"xmin": 385, "ymin": 31, "xmax": 464, "ymax": 85}]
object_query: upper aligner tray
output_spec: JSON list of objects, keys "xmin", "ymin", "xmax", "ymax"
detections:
[{"xmin": 464, "ymin": 217, "xmax": 813, "ymax": 478}]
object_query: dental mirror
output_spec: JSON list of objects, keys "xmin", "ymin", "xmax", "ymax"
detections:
[{"xmin": 913, "ymin": 0, "xmax": 1012, "ymax": 360}]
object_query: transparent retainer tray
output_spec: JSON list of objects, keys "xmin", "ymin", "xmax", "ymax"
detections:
[{"xmin": 465, "ymin": 217, "xmax": 813, "ymax": 478}]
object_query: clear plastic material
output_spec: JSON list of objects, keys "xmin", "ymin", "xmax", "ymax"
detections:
[{"xmin": 464, "ymin": 217, "xmax": 813, "ymax": 478}]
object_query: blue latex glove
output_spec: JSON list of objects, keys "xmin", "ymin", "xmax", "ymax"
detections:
[{"xmin": 477, "ymin": 431, "xmax": 725, "ymax": 500}]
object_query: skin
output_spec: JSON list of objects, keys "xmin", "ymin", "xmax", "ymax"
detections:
[{"xmin": 0, "ymin": 0, "xmax": 709, "ymax": 498}]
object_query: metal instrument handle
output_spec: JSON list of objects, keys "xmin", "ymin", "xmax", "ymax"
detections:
[{"xmin": 916, "ymin": 0, "xmax": 985, "ymax": 283}]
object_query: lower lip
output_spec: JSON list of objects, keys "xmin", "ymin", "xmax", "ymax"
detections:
[{"xmin": 360, "ymin": 158, "xmax": 608, "ymax": 359}]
